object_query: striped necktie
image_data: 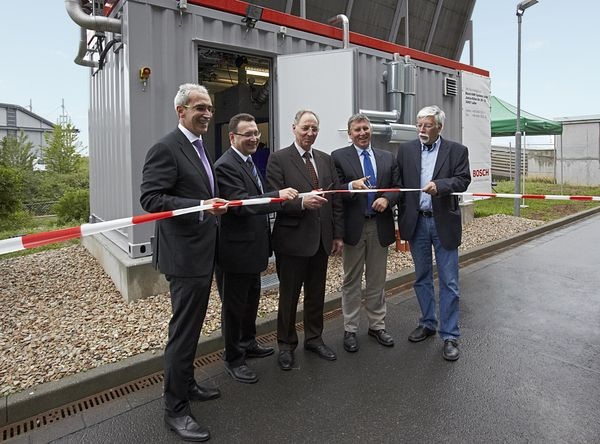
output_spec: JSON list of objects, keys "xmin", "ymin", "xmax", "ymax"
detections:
[{"xmin": 246, "ymin": 157, "xmax": 263, "ymax": 193}]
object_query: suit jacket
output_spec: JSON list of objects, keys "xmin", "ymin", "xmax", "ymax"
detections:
[
  {"xmin": 331, "ymin": 145, "xmax": 399, "ymax": 247},
  {"xmin": 266, "ymin": 144, "xmax": 344, "ymax": 257},
  {"xmin": 140, "ymin": 128, "xmax": 219, "ymax": 277},
  {"xmin": 215, "ymin": 147, "xmax": 280, "ymax": 274},
  {"xmin": 396, "ymin": 137, "xmax": 471, "ymax": 250}
]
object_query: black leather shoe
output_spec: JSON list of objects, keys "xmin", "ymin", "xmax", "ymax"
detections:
[
  {"xmin": 408, "ymin": 325, "xmax": 436, "ymax": 343},
  {"xmin": 225, "ymin": 364, "xmax": 258, "ymax": 384},
  {"xmin": 164, "ymin": 414, "xmax": 210, "ymax": 442},
  {"xmin": 278, "ymin": 350, "xmax": 294, "ymax": 371},
  {"xmin": 246, "ymin": 342, "xmax": 275, "ymax": 359},
  {"xmin": 368, "ymin": 328, "xmax": 395, "ymax": 347},
  {"xmin": 343, "ymin": 331, "xmax": 359, "ymax": 353},
  {"xmin": 188, "ymin": 382, "xmax": 220, "ymax": 402},
  {"xmin": 305, "ymin": 343, "xmax": 337, "ymax": 361},
  {"xmin": 443, "ymin": 339, "xmax": 460, "ymax": 361}
]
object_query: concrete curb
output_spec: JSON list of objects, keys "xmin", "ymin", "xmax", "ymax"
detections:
[{"xmin": 4, "ymin": 206, "xmax": 600, "ymax": 426}]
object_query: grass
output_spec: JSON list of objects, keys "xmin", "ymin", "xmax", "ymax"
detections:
[
  {"xmin": 0, "ymin": 214, "xmax": 80, "ymax": 261},
  {"xmin": 474, "ymin": 179, "xmax": 600, "ymax": 221}
]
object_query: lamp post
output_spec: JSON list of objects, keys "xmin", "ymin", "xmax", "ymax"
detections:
[{"xmin": 514, "ymin": 0, "xmax": 538, "ymax": 216}]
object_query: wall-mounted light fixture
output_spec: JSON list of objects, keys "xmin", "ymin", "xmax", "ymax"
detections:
[
  {"xmin": 242, "ymin": 4, "xmax": 263, "ymax": 29},
  {"xmin": 139, "ymin": 66, "xmax": 151, "ymax": 91}
]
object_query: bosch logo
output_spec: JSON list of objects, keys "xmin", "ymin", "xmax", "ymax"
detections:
[{"xmin": 472, "ymin": 168, "xmax": 490, "ymax": 178}]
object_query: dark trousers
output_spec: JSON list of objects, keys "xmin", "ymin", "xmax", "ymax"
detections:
[
  {"xmin": 275, "ymin": 245, "xmax": 328, "ymax": 350},
  {"xmin": 164, "ymin": 274, "xmax": 212, "ymax": 417},
  {"xmin": 218, "ymin": 269, "xmax": 261, "ymax": 366}
]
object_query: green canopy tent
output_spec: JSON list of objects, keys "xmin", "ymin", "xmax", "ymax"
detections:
[{"xmin": 491, "ymin": 96, "xmax": 562, "ymax": 137}]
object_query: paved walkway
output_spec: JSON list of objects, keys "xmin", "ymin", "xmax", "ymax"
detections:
[{"xmin": 7, "ymin": 214, "xmax": 600, "ymax": 443}]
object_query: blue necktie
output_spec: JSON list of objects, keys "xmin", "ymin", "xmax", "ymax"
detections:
[
  {"xmin": 246, "ymin": 158, "xmax": 263, "ymax": 193},
  {"xmin": 361, "ymin": 150, "xmax": 376, "ymax": 215}
]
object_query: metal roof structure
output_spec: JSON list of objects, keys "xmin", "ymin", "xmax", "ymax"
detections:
[{"xmin": 248, "ymin": 0, "xmax": 476, "ymax": 61}]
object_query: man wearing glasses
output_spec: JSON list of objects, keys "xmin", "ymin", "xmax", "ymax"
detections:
[
  {"xmin": 331, "ymin": 113, "xmax": 399, "ymax": 353},
  {"xmin": 396, "ymin": 105, "xmax": 471, "ymax": 362},
  {"xmin": 214, "ymin": 113, "xmax": 297, "ymax": 384},
  {"xmin": 140, "ymin": 83, "xmax": 227, "ymax": 442},
  {"xmin": 266, "ymin": 110, "xmax": 344, "ymax": 371}
]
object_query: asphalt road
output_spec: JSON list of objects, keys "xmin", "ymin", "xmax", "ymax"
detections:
[{"xmin": 6, "ymin": 213, "xmax": 600, "ymax": 444}]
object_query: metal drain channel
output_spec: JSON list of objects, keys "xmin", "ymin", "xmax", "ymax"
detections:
[{"xmin": 0, "ymin": 307, "xmax": 345, "ymax": 441}]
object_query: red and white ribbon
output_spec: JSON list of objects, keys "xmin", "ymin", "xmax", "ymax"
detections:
[
  {"xmin": 0, "ymin": 197, "xmax": 285, "ymax": 256},
  {"xmin": 457, "ymin": 192, "xmax": 600, "ymax": 202},
  {"xmin": 3, "ymin": 188, "xmax": 599, "ymax": 256}
]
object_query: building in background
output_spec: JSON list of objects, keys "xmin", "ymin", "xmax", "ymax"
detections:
[
  {"xmin": 0, "ymin": 103, "xmax": 54, "ymax": 163},
  {"xmin": 555, "ymin": 115, "xmax": 600, "ymax": 187}
]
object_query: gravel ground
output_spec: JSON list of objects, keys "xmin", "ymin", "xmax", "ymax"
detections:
[{"xmin": 0, "ymin": 214, "xmax": 543, "ymax": 397}]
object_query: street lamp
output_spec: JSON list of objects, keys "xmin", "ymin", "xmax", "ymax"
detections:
[{"xmin": 514, "ymin": 0, "xmax": 538, "ymax": 216}]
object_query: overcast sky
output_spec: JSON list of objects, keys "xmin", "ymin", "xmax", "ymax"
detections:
[{"xmin": 1, "ymin": 0, "xmax": 598, "ymax": 150}]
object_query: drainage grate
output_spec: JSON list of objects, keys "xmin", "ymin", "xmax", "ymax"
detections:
[
  {"xmin": 0, "ymin": 308, "xmax": 344, "ymax": 442},
  {"xmin": 0, "ymin": 304, "xmax": 358, "ymax": 441}
]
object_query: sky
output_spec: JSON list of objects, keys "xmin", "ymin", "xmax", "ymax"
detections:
[{"xmin": 1, "ymin": 0, "xmax": 599, "ymax": 152}]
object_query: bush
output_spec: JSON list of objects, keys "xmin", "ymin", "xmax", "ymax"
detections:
[
  {"xmin": 0, "ymin": 210, "xmax": 32, "ymax": 232},
  {"xmin": 0, "ymin": 166, "xmax": 22, "ymax": 218},
  {"xmin": 54, "ymin": 189, "xmax": 90, "ymax": 224}
]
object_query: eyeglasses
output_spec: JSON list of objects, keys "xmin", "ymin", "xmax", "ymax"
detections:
[
  {"xmin": 233, "ymin": 131, "xmax": 261, "ymax": 139},
  {"xmin": 183, "ymin": 104, "xmax": 215, "ymax": 113}
]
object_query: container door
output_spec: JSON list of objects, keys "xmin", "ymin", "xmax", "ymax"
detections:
[{"xmin": 275, "ymin": 48, "xmax": 357, "ymax": 154}]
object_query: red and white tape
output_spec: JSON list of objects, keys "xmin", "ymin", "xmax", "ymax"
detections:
[
  {"xmin": 2, "ymin": 188, "xmax": 598, "ymax": 256},
  {"xmin": 0, "ymin": 197, "xmax": 284, "ymax": 256}
]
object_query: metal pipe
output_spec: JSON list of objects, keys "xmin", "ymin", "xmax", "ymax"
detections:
[
  {"xmin": 359, "ymin": 109, "xmax": 401, "ymax": 123},
  {"xmin": 65, "ymin": 0, "xmax": 121, "ymax": 34},
  {"xmin": 299, "ymin": 0, "xmax": 306, "ymax": 18},
  {"xmin": 328, "ymin": 14, "xmax": 350, "ymax": 49},
  {"xmin": 75, "ymin": 26, "xmax": 98, "ymax": 68},
  {"xmin": 371, "ymin": 123, "xmax": 415, "ymax": 143}
]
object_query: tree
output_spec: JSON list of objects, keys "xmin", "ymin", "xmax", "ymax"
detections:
[
  {"xmin": 43, "ymin": 123, "xmax": 81, "ymax": 174},
  {"xmin": 0, "ymin": 131, "xmax": 35, "ymax": 171}
]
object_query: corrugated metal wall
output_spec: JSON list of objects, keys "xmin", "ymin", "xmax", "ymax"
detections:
[{"xmin": 89, "ymin": 0, "xmax": 464, "ymax": 257}]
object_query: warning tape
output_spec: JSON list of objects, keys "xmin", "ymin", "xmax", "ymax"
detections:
[
  {"xmin": 0, "ymin": 197, "xmax": 284, "ymax": 256},
  {"xmin": 2, "ymin": 188, "xmax": 598, "ymax": 256}
]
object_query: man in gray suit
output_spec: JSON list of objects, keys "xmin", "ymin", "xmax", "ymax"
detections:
[
  {"xmin": 396, "ymin": 105, "xmax": 471, "ymax": 362},
  {"xmin": 266, "ymin": 110, "xmax": 344, "ymax": 371},
  {"xmin": 215, "ymin": 113, "xmax": 297, "ymax": 384},
  {"xmin": 331, "ymin": 113, "xmax": 399, "ymax": 353},
  {"xmin": 140, "ymin": 83, "xmax": 227, "ymax": 442}
]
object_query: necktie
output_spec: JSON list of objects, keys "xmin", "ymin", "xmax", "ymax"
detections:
[
  {"xmin": 423, "ymin": 144, "xmax": 434, "ymax": 152},
  {"xmin": 192, "ymin": 139, "xmax": 215, "ymax": 196},
  {"xmin": 362, "ymin": 150, "xmax": 376, "ymax": 215},
  {"xmin": 246, "ymin": 157, "xmax": 263, "ymax": 193},
  {"xmin": 302, "ymin": 151, "xmax": 319, "ymax": 189}
]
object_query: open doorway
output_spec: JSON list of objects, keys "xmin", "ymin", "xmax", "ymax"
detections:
[{"xmin": 197, "ymin": 46, "xmax": 271, "ymax": 176}]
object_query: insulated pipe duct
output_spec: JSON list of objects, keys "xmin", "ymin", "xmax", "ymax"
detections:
[
  {"xmin": 385, "ymin": 53, "xmax": 404, "ymax": 116},
  {"xmin": 402, "ymin": 55, "xmax": 417, "ymax": 124},
  {"xmin": 75, "ymin": 26, "xmax": 98, "ymax": 68},
  {"xmin": 65, "ymin": 0, "xmax": 121, "ymax": 34},
  {"xmin": 328, "ymin": 14, "xmax": 350, "ymax": 49},
  {"xmin": 359, "ymin": 109, "xmax": 400, "ymax": 123},
  {"xmin": 371, "ymin": 123, "xmax": 416, "ymax": 143}
]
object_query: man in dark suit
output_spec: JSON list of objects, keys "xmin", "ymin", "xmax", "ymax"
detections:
[
  {"xmin": 266, "ymin": 109, "xmax": 344, "ymax": 371},
  {"xmin": 215, "ymin": 113, "xmax": 297, "ymax": 384},
  {"xmin": 331, "ymin": 113, "xmax": 399, "ymax": 353},
  {"xmin": 396, "ymin": 105, "xmax": 471, "ymax": 362},
  {"xmin": 140, "ymin": 83, "xmax": 227, "ymax": 442}
]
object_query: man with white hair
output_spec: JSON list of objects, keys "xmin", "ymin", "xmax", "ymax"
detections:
[
  {"xmin": 141, "ymin": 83, "xmax": 227, "ymax": 441},
  {"xmin": 396, "ymin": 105, "xmax": 471, "ymax": 361}
]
